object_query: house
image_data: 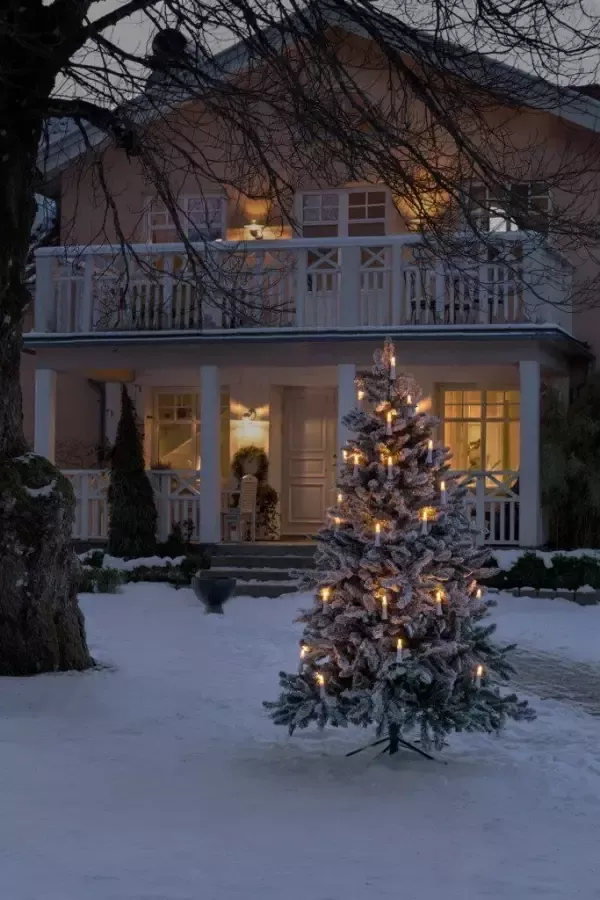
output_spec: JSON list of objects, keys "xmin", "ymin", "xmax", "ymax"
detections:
[{"xmin": 24, "ymin": 8, "xmax": 600, "ymax": 548}]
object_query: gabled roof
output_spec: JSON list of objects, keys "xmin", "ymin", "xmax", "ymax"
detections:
[{"xmin": 39, "ymin": 1, "xmax": 600, "ymax": 181}]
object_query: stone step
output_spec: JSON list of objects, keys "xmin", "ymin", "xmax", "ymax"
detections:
[
  {"xmin": 213, "ymin": 542, "xmax": 316, "ymax": 558},
  {"xmin": 212, "ymin": 566, "xmax": 304, "ymax": 582},
  {"xmin": 211, "ymin": 554, "xmax": 314, "ymax": 571},
  {"xmin": 233, "ymin": 581, "xmax": 300, "ymax": 598}
]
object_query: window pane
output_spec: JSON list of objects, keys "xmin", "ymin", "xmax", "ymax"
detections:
[
  {"xmin": 349, "ymin": 191, "xmax": 366, "ymax": 206},
  {"xmin": 158, "ymin": 424, "xmax": 196, "ymax": 469},
  {"xmin": 348, "ymin": 221, "xmax": 386, "ymax": 236}
]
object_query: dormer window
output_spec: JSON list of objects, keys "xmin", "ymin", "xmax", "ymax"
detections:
[
  {"xmin": 148, "ymin": 195, "xmax": 227, "ymax": 242},
  {"xmin": 299, "ymin": 188, "xmax": 388, "ymax": 237}
]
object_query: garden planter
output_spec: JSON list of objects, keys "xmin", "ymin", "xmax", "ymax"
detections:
[{"xmin": 191, "ymin": 572, "xmax": 236, "ymax": 614}]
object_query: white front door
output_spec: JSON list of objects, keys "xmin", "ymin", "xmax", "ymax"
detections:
[{"xmin": 281, "ymin": 387, "xmax": 336, "ymax": 536}]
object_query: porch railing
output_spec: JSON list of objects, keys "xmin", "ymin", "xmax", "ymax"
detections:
[
  {"xmin": 36, "ymin": 233, "xmax": 572, "ymax": 336},
  {"xmin": 64, "ymin": 468, "xmax": 520, "ymax": 546}
]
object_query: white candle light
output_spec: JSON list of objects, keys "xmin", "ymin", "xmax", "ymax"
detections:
[
  {"xmin": 381, "ymin": 593, "xmax": 388, "ymax": 620},
  {"xmin": 353, "ymin": 452, "xmax": 360, "ymax": 476},
  {"xmin": 406, "ymin": 394, "xmax": 414, "ymax": 416},
  {"xmin": 435, "ymin": 590, "xmax": 443, "ymax": 617},
  {"xmin": 440, "ymin": 480, "xmax": 447, "ymax": 507},
  {"xmin": 298, "ymin": 644, "xmax": 308, "ymax": 673},
  {"xmin": 316, "ymin": 672, "xmax": 326, "ymax": 699},
  {"xmin": 420, "ymin": 509, "xmax": 428, "ymax": 535},
  {"xmin": 386, "ymin": 411, "xmax": 392, "ymax": 436},
  {"xmin": 375, "ymin": 523, "xmax": 381, "ymax": 546},
  {"xmin": 396, "ymin": 637, "xmax": 404, "ymax": 662},
  {"xmin": 321, "ymin": 587, "xmax": 331, "ymax": 603},
  {"xmin": 387, "ymin": 454, "xmax": 393, "ymax": 480},
  {"xmin": 390, "ymin": 355, "xmax": 396, "ymax": 380},
  {"xmin": 476, "ymin": 587, "xmax": 482, "ymax": 600},
  {"xmin": 342, "ymin": 450, "xmax": 348, "ymax": 462},
  {"xmin": 475, "ymin": 664, "xmax": 484, "ymax": 689},
  {"xmin": 426, "ymin": 439, "xmax": 433, "ymax": 465},
  {"xmin": 334, "ymin": 517, "xmax": 341, "ymax": 531},
  {"xmin": 357, "ymin": 388, "xmax": 365, "ymax": 406},
  {"xmin": 337, "ymin": 492, "xmax": 343, "ymax": 505}
]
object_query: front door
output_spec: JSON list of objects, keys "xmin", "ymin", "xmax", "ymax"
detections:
[{"xmin": 281, "ymin": 387, "xmax": 336, "ymax": 536}]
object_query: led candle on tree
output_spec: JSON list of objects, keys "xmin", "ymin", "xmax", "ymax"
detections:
[
  {"xmin": 390, "ymin": 355, "xmax": 396, "ymax": 380},
  {"xmin": 298, "ymin": 644, "xmax": 308, "ymax": 673},
  {"xmin": 475, "ymin": 664, "xmax": 484, "ymax": 689},
  {"xmin": 375, "ymin": 522, "xmax": 382, "ymax": 546},
  {"xmin": 435, "ymin": 590, "xmax": 443, "ymax": 617},
  {"xmin": 315, "ymin": 672, "xmax": 326, "ymax": 699},
  {"xmin": 440, "ymin": 480, "xmax": 447, "ymax": 507},
  {"xmin": 406, "ymin": 394, "xmax": 414, "ymax": 417},
  {"xmin": 420, "ymin": 508, "xmax": 428, "ymax": 535},
  {"xmin": 396, "ymin": 638, "xmax": 404, "ymax": 663},
  {"xmin": 337, "ymin": 492, "xmax": 343, "ymax": 505},
  {"xmin": 387, "ymin": 454, "xmax": 393, "ymax": 480},
  {"xmin": 381, "ymin": 592, "xmax": 388, "ymax": 620},
  {"xmin": 353, "ymin": 453, "xmax": 360, "ymax": 476},
  {"xmin": 426, "ymin": 439, "xmax": 433, "ymax": 464},
  {"xmin": 357, "ymin": 388, "xmax": 365, "ymax": 406},
  {"xmin": 386, "ymin": 411, "xmax": 392, "ymax": 436},
  {"xmin": 321, "ymin": 587, "xmax": 331, "ymax": 603}
]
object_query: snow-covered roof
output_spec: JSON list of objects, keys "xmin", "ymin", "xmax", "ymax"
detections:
[{"xmin": 38, "ymin": 2, "xmax": 600, "ymax": 181}]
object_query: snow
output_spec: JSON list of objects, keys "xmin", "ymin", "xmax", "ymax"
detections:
[
  {"xmin": 491, "ymin": 591, "xmax": 600, "ymax": 664},
  {"xmin": 23, "ymin": 479, "xmax": 56, "ymax": 498},
  {"xmin": 493, "ymin": 547, "xmax": 600, "ymax": 570},
  {"xmin": 102, "ymin": 554, "xmax": 185, "ymax": 571},
  {"xmin": 1, "ymin": 584, "xmax": 599, "ymax": 899}
]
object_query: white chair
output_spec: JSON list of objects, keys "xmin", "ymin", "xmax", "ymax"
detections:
[{"xmin": 221, "ymin": 474, "xmax": 258, "ymax": 541}]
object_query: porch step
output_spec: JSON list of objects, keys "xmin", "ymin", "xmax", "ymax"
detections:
[{"xmin": 210, "ymin": 541, "xmax": 315, "ymax": 598}]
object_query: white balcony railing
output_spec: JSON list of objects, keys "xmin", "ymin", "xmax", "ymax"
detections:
[
  {"xmin": 35, "ymin": 233, "xmax": 572, "ymax": 336},
  {"xmin": 64, "ymin": 468, "xmax": 520, "ymax": 546}
]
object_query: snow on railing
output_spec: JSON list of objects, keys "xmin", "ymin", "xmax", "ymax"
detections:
[{"xmin": 35, "ymin": 232, "xmax": 572, "ymax": 335}]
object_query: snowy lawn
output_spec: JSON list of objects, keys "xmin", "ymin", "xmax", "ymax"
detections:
[
  {"xmin": 491, "ymin": 592, "xmax": 600, "ymax": 664},
  {"xmin": 1, "ymin": 585, "xmax": 599, "ymax": 900}
]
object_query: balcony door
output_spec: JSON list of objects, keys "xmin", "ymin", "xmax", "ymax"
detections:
[{"xmin": 281, "ymin": 387, "xmax": 336, "ymax": 536}]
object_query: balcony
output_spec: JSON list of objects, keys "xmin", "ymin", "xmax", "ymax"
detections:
[{"xmin": 33, "ymin": 233, "xmax": 573, "ymax": 337}]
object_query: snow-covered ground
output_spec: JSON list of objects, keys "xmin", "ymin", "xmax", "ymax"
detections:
[{"xmin": 1, "ymin": 585, "xmax": 599, "ymax": 900}]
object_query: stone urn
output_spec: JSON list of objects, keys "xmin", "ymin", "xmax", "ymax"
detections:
[{"xmin": 191, "ymin": 572, "xmax": 236, "ymax": 614}]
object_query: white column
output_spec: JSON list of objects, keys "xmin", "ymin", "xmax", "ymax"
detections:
[
  {"xmin": 519, "ymin": 360, "xmax": 541, "ymax": 547},
  {"xmin": 337, "ymin": 363, "xmax": 356, "ymax": 466},
  {"xmin": 200, "ymin": 365, "xmax": 221, "ymax": 543},
  {"xmin": 34, "ymin": 369, "xmax": 57, "ymax": 463}
]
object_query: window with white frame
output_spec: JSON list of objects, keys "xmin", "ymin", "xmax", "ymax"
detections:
[
  {"xmin": 148, "ymin": 195, "xmax": 226, "ymax": 242},
  {"xmin": 300, "ymin": 188, "xmax": 388, "ymax": 237},
  {"xmin": 467, "ymin": 182, "xmax": 550, "ymax": 234},
  {"xmin": 442, "ymin": 388, "xmax": 520, "ymax": 473},
  {"xmin": 152, "ymin": 391, "xmax": 230, "ymax": 472}
]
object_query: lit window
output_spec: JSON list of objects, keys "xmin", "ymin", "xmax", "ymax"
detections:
[
  {"xmin": 152, "ymin": 391, "xmax": 230, "ymax": 472},
  {"xmin": 443, "ymin": 389, "xmax": 520, "ymax": 473},
  {"xmin": 300, "ymin": 189, "xmax": 387, "ymax": 237}
]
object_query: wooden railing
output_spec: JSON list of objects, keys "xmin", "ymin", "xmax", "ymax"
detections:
[
  {"xmin": 35, "ymin": 233, "xmax": 572, "ymax": 335},
  {"xmin": 454, "ymin": 469, "xmax": 520, "ymax": 546},
  {"xmin": 64, "ymin": 467, "xmax": 520, "ymax": 546}
]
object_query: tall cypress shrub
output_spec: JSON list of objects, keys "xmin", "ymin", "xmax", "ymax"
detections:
[{"xmin": 107, "ymin": 385, "xmax": 157, "ymax": 558}]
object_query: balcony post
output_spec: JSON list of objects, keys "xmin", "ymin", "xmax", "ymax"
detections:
[
  {"xmin": 337, "ymin": 363, "xmax": 356, "ymax": 470},
  {"xmin": 199, "ymin": 365, "xmax": 221, "ymax": 543},
  {"xmin": 34, "ymin": 368, "xmax": 57, "ymax": 463},
  {"xmin": 339, "ymin": 245, "xmax": 361, "ymax": 327},
  {"xmin": 34, "ymin": 253, "xmax": 54, "ymax": 332},
  {"xmin": 519, "ymin": 359, "xmax": 541, "ymax": 547},
  {"xmin": 78, "ymin": 253, "xmax": 95, "ymax": 332}
]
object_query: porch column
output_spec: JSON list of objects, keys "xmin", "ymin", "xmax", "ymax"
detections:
[
  {"xmin": 34, "ymin": 369, "xmax": 57, "ymax": 463},
  {"xmin": 199, "ymin": 365, "xmax": 221, "ymax": 543},
  {"xmin": 337, "ymin": 363, "xmax": 356, "ymax": 465},
  {"xmin": 519, "ymin": 360, "xmax": 541, "ymax": 547}
]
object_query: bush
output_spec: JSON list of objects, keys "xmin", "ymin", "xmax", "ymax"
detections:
[
  {"xmin": 85, "ymin": 549, "xmax": 105, "ymax": 569},
  {"xmin": 482, "ymin": 551, "xmax": 600, "ymax": 597},
  {"xmin": 78, "ymin": 566, "xmax": 98, "ymax": 593},
  {"xmin": 107, "ymin": 385, "xmax": 157, "ymax": 559},
  {"xmin": 508, "ymin": 552, "xmax": 551, "ymax": 595},
  {"xmin": 77, "ymin": 565, "xmax": 122, "ymax": 594},
  {"xmin": 156, "ymin": 519, "xmax": 196, "ymax": 557}
]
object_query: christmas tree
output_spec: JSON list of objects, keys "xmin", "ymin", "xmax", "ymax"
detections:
[
  {"xmin": 265, "ymin": 339, "xmax": 534, "ymax": 754},
  {"xmin": 107, "ymin": 384, "xmax": 158, "ymax": 559}
]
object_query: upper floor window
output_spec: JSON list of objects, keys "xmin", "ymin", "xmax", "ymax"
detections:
[
  {"xmin": 300, "ymin": 188, "xmax": 388, "ymax": 238},
  {"xmin": 148, "ymin": 195, "xmax": 226, "ymax": 242},
  {"xmin": 468, "ymin": 182, "xmax": 550, "ymax": 234}
]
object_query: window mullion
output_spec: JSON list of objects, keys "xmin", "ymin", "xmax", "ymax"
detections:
[{"xmin": 339, "ymin": 191, "xmax": 349, "ymax": 237}]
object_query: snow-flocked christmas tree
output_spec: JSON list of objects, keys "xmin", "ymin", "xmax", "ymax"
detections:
[{"xmin": 265, "ymin": 339, "xmax": 534, "ymax": 753}]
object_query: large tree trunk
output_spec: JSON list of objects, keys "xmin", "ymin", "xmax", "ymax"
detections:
[{"xmin": 0, "ymin": 71, "xmax": 92, "ymax": 673}]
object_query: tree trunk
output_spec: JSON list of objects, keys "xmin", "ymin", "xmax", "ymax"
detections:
[{"xmin": 0, "ymin": 66, "xmax": 92, "ymax": 673}]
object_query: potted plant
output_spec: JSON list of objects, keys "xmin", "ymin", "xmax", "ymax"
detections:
[{"xmin": 191, "ymin": 570, "xmax": 236, "ymax": 614}]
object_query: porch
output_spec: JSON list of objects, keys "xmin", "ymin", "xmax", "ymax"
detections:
[{"xmin": 30, "ymin": 352, "xmax": 550, "ymax": 548}]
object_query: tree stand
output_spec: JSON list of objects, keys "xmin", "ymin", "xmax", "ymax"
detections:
[{"xmin": 346, "ymin": 723, "xmax": 441, "ymax": 762}]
